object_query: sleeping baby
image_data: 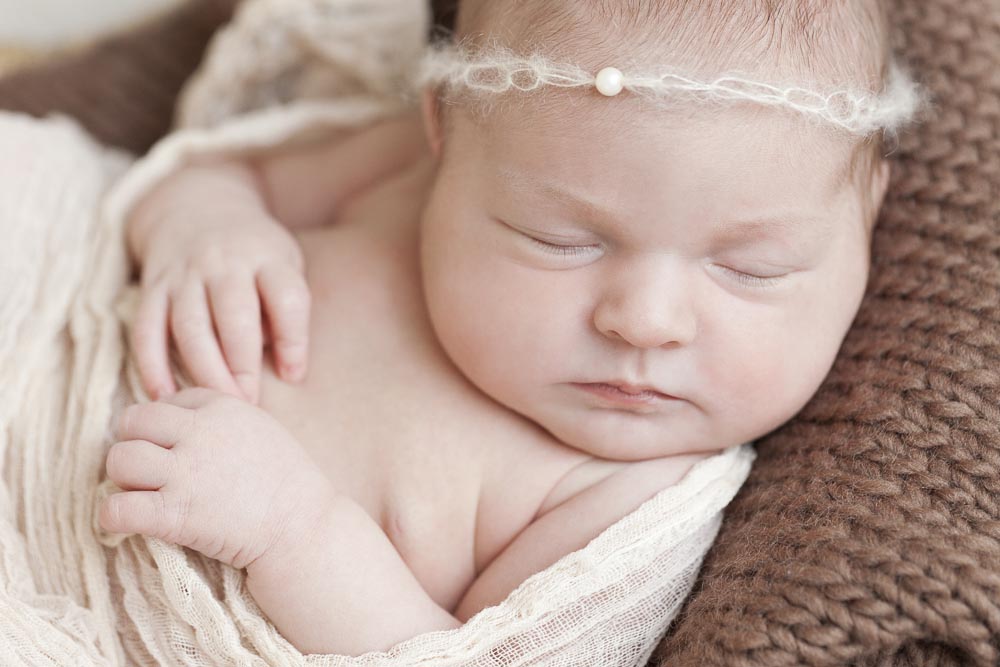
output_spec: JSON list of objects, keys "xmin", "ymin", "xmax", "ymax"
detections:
[{"xmin": 99, "ymin": 0, "xmax": 919, "ymax": 658}]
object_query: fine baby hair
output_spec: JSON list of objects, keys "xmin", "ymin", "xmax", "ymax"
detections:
[{"xmin": 420, "ymin": 0, "xmax": 923, "ymax": 137}]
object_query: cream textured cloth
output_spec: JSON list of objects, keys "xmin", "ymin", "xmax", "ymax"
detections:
[{"xmin": 0, "ymin": 0, "xmax": 754, "ymax": 664}]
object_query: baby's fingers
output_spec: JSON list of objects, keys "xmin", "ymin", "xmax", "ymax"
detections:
[
  {"xmin": 116, "ymin": 401, "xmax": 193, "ymax": 446},
  {"xmin": 133, "ymin": 285, "xmax": 177, "ymax": 400},
  {"xmin": 99, "ymin": 490, "xmax": 178, "ymax": 540},
  {"xmin": 208, "ymin": 274, "xmax": 262, "ymax": 403},
  {"xmin": 106, "ymin": 439, "xmax": 174, "ymax": 491},
  {"xmin": 170, "ymin": 278, "xmax": 243, "ymax": 398},
  {"xmin": 258, "ymin": 265, "xmax": 311, "ymax": 383}
]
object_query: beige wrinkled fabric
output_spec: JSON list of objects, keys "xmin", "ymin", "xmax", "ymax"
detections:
[{"xmin": 0, "ymin": 1, "xmax": 754, "ymax": 664}]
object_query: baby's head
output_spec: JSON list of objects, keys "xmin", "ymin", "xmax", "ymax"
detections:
[{"xmin": 417, "ymin": 0, "xmax": 919, "ymax": 460}]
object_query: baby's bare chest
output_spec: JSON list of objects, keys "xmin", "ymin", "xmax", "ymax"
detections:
[{"xmin": 257, "ymin": 171, "xmax": 582, "ymax": 611}]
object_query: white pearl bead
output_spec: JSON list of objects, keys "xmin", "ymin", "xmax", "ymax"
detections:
[{"xmin": 595, "ymin": 67, "xmax": 624, "ymax": 97}]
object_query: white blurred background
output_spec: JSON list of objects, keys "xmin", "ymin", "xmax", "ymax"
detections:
[{"xmin": 0, "ymin": 0, "xmax": 182, "ymax": 48}]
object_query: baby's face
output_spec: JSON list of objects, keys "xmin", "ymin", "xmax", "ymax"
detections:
[{"xmin": 419, "ymin": 96, "xmax": 889, "ymax": 460}]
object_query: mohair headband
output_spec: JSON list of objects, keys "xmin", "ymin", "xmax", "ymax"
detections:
[{"xmin": 418, "ymin": 44, "xmax": 924, "ymax": 136}]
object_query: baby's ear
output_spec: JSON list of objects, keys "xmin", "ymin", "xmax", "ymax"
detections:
[
  {"xmin": 865, "ymin": 157, "xmax": 892, "ymax": 237},
  {"xmin": 421, "ymin": 88, "xmax": 445, "ymax": 160},
  {"xmin": 871, "ymin": 158, "xmax": 891, "ymax": 209}
]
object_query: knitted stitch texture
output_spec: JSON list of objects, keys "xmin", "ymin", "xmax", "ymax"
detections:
[
  {"xmin": 654, "ymin": 1, "xmax": 1000, "ymax": 665},
  {"xmin": 0, "ymin": 0, "xmax": 239, "ymax": 153}
]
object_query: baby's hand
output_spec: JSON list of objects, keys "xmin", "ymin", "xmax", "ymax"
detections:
[
  {"xmin": 100, "ymin": 388, "xmax": 334, "ymax": 570},
  {"xmin": 130, "ymin": 174, "xmax": 311, "ymax": 404}
]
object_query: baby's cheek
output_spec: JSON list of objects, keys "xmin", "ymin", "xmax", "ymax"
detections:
[
  {"xmin": 768, "ymin": 331, "xmax": 839, "ymax": 423},
  {"xmin": 711, "ymin": 323, "xmax": 819, "ymax": 433}
]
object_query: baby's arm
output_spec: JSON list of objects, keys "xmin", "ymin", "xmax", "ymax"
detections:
[
  {"xmin": 103, "ymin": 388, "xmax": 460, "ymax": 658},
  {"xmin": 128, "ymin": 114, "xmax": 425, "ymax": 255},
  {"xmin": 127, "ymin": 113, "xmax": 425, "ymax": 402},
  {"xmin": 245, "ymin": 495, "xmax": 462, "ymax": 656},
  {"xmin": 244, "ymin": 455, "xmax": 704, "ymax": 655},
  {"xmin": 246, "ymin": 113, "xmax": 426, "ymax": 230}
]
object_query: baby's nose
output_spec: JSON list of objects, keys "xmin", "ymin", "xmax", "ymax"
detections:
[{"xmin": 592, "ymin": 265, "xmax": 696, "ymax": 349}]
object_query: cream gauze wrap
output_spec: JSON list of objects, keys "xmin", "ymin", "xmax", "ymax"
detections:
[{"xmin": 0, "ymin": 0, "xmax": 755, "ymax": 664}]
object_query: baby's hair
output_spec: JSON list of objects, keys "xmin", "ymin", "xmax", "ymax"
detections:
[
  {"xmin": 424, "ymin": 0, "xmax": 918, "ymax": 224},
  {"xmin": 454, "ymin": 0, "xmax": 891, "ymax": 92},
  {"xmin": 434, "ymin": 1, "xmax": 909, "ymax": 131}
]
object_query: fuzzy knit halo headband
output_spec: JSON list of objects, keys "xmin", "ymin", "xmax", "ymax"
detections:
[{"xmin": 418, "ymin": 44, "xmax": 924, "ymax": 136}]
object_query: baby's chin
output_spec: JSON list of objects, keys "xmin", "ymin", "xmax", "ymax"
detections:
[{"xmin": 529, "ymin": 403, "xmax": 734, "ymax": 462}]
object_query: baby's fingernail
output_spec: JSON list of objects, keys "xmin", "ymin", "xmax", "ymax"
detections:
[{"xmin": 283, "ymin": 363, "xmax": 305, "ymax": 383}]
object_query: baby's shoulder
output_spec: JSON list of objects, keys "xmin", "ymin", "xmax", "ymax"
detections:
[
  {"xmin": 254, "ymin": 108, "xmax": 427, "ymax": 229},
  {"xmin": 538, "ymin": 454, "xmax": 708, "ymax": 530},
  {"xmin": 455, "ymin": 452, "xmax": 707, "ymax": 620}
]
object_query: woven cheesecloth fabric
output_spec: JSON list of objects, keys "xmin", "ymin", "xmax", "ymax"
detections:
[{"xmin": 0, "ymin": 0, "xmax": 755, "ymax": 665}]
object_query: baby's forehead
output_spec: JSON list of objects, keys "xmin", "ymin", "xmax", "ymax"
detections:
[
  {"xmin": 468, "ymin": 96, "xmax": 862, "ymax": 178},
  {"xmin": 460, "ymin": 105, "xmax": 864, "ymax": 223},
  {"xmin": 465, "ymin": 118, "xmax": 878, "ymax": 250}
]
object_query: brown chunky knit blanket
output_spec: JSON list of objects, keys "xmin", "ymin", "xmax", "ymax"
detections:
[
  {"xmin": 659, "ymin": 2, "xmax": 1000, "ymax": 665},
  {"xmin": 2, "ymin": 0, "xmax": 998, "ymax": 665}
]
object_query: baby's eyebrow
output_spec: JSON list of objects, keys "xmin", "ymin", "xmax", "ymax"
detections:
[
  {"xmin": 497, "ymin": 169, "xmax": 619, "ymax": 222},
  {"xmin": 712, "ymin": 216, "xmax": 834, "ymax": 247},
  {"xmin": 497, "ymin": 168, "xmax": 834, "ymax": 244}
]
